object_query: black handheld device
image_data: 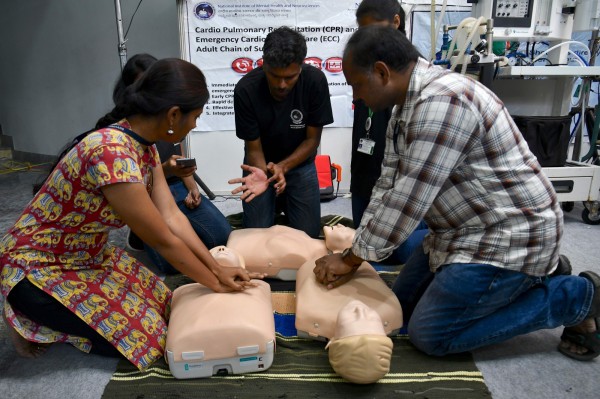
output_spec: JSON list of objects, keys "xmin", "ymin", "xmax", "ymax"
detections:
[{"xmin": 175, "ymin": 158, "xmax": 196, "ymax": 167}]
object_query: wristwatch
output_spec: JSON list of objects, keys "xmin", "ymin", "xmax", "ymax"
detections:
[{"xmin": 341, "ymin": 247, "xmax": 363, "ymax": 268}]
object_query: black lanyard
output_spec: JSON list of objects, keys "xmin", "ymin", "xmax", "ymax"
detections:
[{"xmin": 109, "ymin": 124, "xmax": 155, "ymax": 146}]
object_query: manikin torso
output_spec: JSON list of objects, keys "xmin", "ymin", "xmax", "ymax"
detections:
[
  {"xmin": 295, "ymin": 259, "xmax": 403, "ymax": 340},
  {"xmin": 225, "ymin": 225, "xmax": 355, "ymax": 271},
  {"xmin": 167, "ymin": 231, "xmax": 397, "ymax": 382},
  {"xmin": 165, "ymin": 246, "xmax": 274, "ymax": 367}
]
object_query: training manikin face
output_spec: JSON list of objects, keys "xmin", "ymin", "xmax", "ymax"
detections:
[
  {"xmin": 333, "ymin": 299, "xmax": 386, "ymax": 339},
  {"xmin": 326, "ymin": 300, "xmax": 393, "ymax": 384},
  {"xmin": 209, "ymin": 245, "xmax": 246, "ymax": 269},
  {"xmin": 323, "ymin": 224, "xmax": 355, "ymax": 253}
]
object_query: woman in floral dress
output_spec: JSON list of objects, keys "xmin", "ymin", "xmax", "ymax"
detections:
[{"xmin": 0, "ymin": 58, "xmax": 261, "ymax": 370}]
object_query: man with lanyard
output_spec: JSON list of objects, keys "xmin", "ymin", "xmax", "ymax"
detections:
[
  {"xmin": 351, "ymin": 0, "xmax": 428, "ymax": 264},
  {"xmin": 234, "ymin": 26, "xmax": 333, "ymax": 238}
]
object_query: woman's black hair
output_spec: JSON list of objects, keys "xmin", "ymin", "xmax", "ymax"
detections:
[
  {"xmin": 112, "ymin": 53, "xmax": 158, "ymax": 103},
  {"xmin": 356, "ymin": 0, "xmax": 406, "ymax": 35},
  {"xmin": 34, "ymin": 54, "xmax": 157, "ymax": 194},
  {"xmin": 344, "ymin": 25, "xmax": 420, "ymax": 74},
  {"xmin": 96, "ymin": 57, "xmax": 209, "ymax": 129},
  {"xmin": 33, "ymin": 58, "xmax": 209, "ymax": 195}
]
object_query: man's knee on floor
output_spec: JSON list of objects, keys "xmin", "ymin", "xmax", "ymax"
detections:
[{"xmin": 407, "ymin": 321, "xmax": 454, "ymax": 356}]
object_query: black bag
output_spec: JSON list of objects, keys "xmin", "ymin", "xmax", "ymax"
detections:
[{"xmin": 512, "ymin": 115, "xmax": 572, "ymax": 167}]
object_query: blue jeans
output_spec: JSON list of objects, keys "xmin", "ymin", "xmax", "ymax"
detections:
[
  {"xmin": 352, "ymin": 193, "xmax": 428, "ymax": 264},
  {"xmin": 145, "ymin": 181, "xmax": 232, "ymax": 274},
  {"xmin": 242, "ymin": 161, "xmax": 321, "ymax": 238},
  {"xmin": 393, "ymin": 247, "xmax": 593, "ymax": 356}
]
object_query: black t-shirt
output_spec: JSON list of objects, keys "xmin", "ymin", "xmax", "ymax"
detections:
[
  {"xmin": 234, "ymin": 64, "xmax": 333, "ymax": 166},
  {"xmin": 350, "ymin": 100, "xmax": 393, "ymax": 197}
]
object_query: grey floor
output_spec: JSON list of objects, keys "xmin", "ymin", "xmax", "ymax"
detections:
[{"xmin": 1, "ymin": 168, "xmax": 600, "ymax": 399}]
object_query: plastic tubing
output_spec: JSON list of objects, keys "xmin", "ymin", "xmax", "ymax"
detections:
[
  {"xmin": 458, "ymin": 17, "xmax": 485, "ymax": 75},
  {"xmin": 461, "ymin": 16, "xmax": 486, "ymax": 74},
  {"xmin": 568, "ymin": 50, "xmax": 588, "ymax": 66},
  {"xmin": 445, "ymin": 17, "xmax": 475, "ymax": 64},
  {"xmin": 495, "ymin": 56, "xmax": 509, "ymax": 66},
  {"xmin": 531, "ymin": 41, "xmax": 592, "ymax": 65},
  {"xmin": 451, "ymin": 16, "xmax": 485, "ymax": 73}
]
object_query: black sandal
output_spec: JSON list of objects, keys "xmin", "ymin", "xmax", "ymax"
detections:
[
  {"xmin": 549, "ymin": 254, "xmax": 572, "ymax": 277},
  {"xmin": 558, "ymin": 271, "xmax": 600, "ymax": 361}
]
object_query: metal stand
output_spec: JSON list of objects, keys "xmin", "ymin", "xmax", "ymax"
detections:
[
  {"xmin": 114, "ymin": 0, "xmax": 127, "ymax": 70},
  {"xmin": 573, "ymin": 29, "xmax": 599, "ymax": 161},
  {"xmin": 112, "ymin": 1, "xmax": 218, "ymax": 201},
  {"xmin": 193, "ymin": 173, "xmax": 216, "ymax": 200}
]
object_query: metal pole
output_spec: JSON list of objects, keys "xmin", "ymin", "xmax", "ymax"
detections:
[
  {"xmin": 573, "ymin": 28, "xmax": 599, "ymax": 161},
  {"xmin": 114, "ymin": 0, "xmax": 127, "ymax": 70}
]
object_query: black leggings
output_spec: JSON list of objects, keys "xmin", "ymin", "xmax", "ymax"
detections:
[{"xmin": 7, "ymin": 278, "xmax": 124, "ymax": 359}]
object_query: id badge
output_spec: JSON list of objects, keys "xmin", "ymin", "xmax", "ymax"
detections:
[{"xmin": 357, "ymin": 138, "xmax": 375, "ymax": 155}]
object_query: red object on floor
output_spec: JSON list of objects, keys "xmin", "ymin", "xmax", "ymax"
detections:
[{"xmin": 315, "ymin": 154, "xmax": 341, "ymax": 201}]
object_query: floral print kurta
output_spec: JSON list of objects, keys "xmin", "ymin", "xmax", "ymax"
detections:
[{"xmin": 0, "ymin": 121, "xmax": 171, "ymax": 370}]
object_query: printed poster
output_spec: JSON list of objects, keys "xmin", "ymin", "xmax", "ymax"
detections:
[{"xmin": 180, "ymin": 0, "xmax": 359, "ymax": 131}]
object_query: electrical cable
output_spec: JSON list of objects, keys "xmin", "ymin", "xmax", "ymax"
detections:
[
  {"xmin": 570, "ymin": 113, "xmax": 581, "ymax": 142},
  {"xmin": 124, "ymin": 0, "xmax": 144, "ymax": 39},
  {"xmin": 0, "ymin": 159, "xmax": 51, "ymax": 175},
  {"xmin": 532, "ymin": 57, "xmax": 554, "ymax": 66}
]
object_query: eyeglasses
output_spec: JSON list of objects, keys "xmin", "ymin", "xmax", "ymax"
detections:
[
  {"xmin": 392, "ymin": 119, "xmax": 406, "ymax": 155},
  {"xmin": 392, "ymin": 120, "xmax": 402, "ymax": 182},
  {"xmin": 393, "ymin": 120, "xmax": 401, "ymax": 155}
]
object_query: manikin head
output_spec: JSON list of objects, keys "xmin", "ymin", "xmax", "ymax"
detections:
[
  {"xmin": 326, "ymin": 300, "xmax": 393, "ymax": 384},
  {"xmin": 323, "ymin": 224, "xmax": 356, "ymax": 253},
  {"xmin": 209, "ymin": 245, "xmax": 246, "ymax": 269}
]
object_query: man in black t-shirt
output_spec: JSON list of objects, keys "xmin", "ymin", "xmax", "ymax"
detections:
[{"xmin": 234, "ymin": 26, "xmax": 333, "ymax": 238}]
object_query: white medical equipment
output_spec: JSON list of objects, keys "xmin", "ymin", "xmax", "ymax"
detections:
[{"xmin": 439, "ymin": 0, "xmax": 600, "ymax": 223}]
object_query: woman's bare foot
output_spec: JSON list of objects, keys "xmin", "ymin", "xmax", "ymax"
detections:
[{"xmin": 3, "ymin": 312, "xmax": 51, "ymax": 358}]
